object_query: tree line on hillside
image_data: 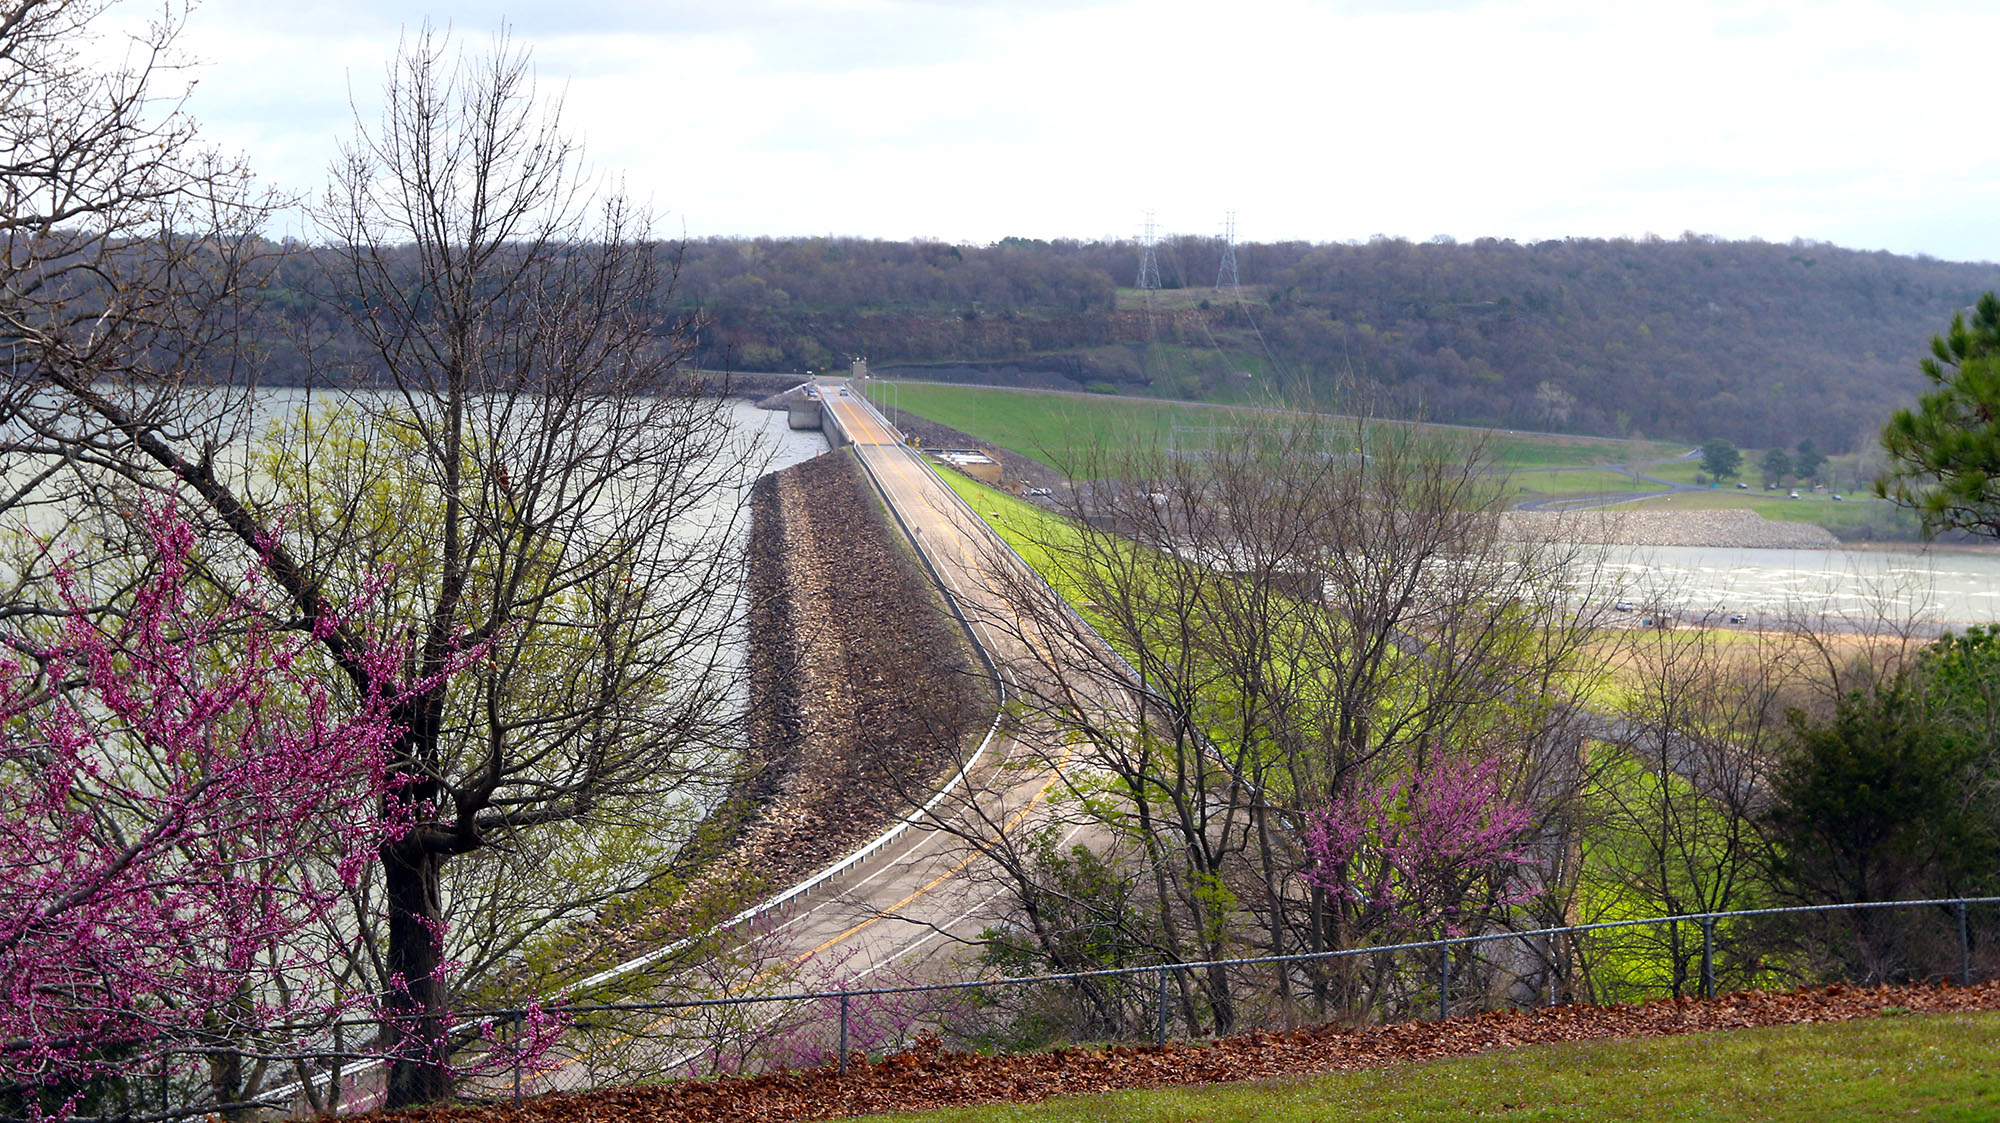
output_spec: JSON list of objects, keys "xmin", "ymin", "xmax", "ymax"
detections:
[{"xmin": 237, "ymin": 231, "xmax": 2000, "ymax": 456}]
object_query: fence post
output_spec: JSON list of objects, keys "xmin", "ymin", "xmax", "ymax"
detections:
[
  {"xmin": 1438, "ymin": 946, "xmax": 1450, "ymax": 1021},
  {"xmin": 1700, "ymin": 918, "xmax": 1716, "ymax": 999},
  {"xmin": 1156, "ymin": 966, "xmax": 1170, "ymax": 1048},
  {"xmin": 838, "ymin": 992, "xmax": 851, "ymax": 1075},
  {"xmin": 1959, "ymin": 901, "xmax": 1972, "ymax": 987},
  {"xmin": 511, "ymin": 1011, "xmax": 523, "ymax": 1107},
  {"xmin": 331, "ymin": 1018, "xmax": 345, "ymax": 1114}
]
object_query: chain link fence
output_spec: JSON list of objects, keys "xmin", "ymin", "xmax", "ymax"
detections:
[{"xmin": 54, "ymin": 894, "xmax": 1984, "ymax": 1121}]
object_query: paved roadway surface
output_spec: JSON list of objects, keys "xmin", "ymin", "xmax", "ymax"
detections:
[
  {"xmin": 513, "ymin": 380, "xmax": 1097, "ymax": 1085},
  {"xmin": 1510, "ymin": 447, "xmax": 1703, "ymax": 511},
  {"xmin": 519, "ymin": 379, "xmax": 1092, "ymax": 1092}
]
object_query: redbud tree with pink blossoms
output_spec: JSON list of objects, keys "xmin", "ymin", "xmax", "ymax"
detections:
[
  {"xmin": 0, "ymin": 508, "xmax": 413, "ymax": 1117},
  {"xmin": 1301, "ymin": 752, "xmax": 1536, "ymax": 942},
  {"xmin": 5, "ymin": 11, "xmax": 756, "ymax": 1111}
]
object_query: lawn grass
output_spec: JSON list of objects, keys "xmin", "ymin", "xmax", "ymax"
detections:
[
  {"xmin": 927, "ymin": 461, "xmax": 1072, "ymax": 563},
  {"xmin": 874, "ymin": 382, "xmax": 1686, "ymax": 476},
  {"xmin": 926, "ymin": 463, "xmax": 1115, "ymax": 641},
  {"xmin": 848, "ymin": 1009, "xmax": 2000, "ymax": 1122},
  {"xmin": 1641, "ymin": 459, "xmax": 1708, "ymax": 486},
  {"xmin": 1623, "ymin": 488, "xmax": 1926, "ymax": 536},
  {"xmin": 1479, "ymin": 434, "xmax": 1688, "ymax": 473},
  {"xmin": 1508, "ymin": 468, "xmax": 1668, "ymax": 499}
]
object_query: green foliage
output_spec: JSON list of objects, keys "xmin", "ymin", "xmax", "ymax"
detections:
[
  {"xmin": 1574, "ymin": 753, "xmax": 1765, "ymax": 1002},
  {"xmin": 1877, "ymin": 291, "xmax": 2000, "ymax": 538},
  {"xmin": 1765, "ymin": 683, "xmax": 1994, "ymax": 907},
  {"xmin": 1793, "ymin": 438, "xmax": 1826, "ymax": 482},
  {"xmin": 257, "ymin": 236, "xmax": 1998, "ymax": 453},
  {"xmin": 974, "ymin": 833, "xmax": 1159, "ymax": 1049},
  {"xmin": 1919, "ymin": 625, "xmax": 2000, "ymax": 746},
  {"xmin": 1700, "ymin": 438, "xmax": 1741, "ymax": 480},
  {"xmin": 1762, "ymin": 446, "xmax": 1793, "ymax": 482},
  {"xmin": 980, "ymin": 839, "xmax": 1155, "ymax": 977},
  {"xmin": 1732, "ymin": 631, "xmax": 2000, "ymax": 980},
  {"xmin": 250, "ymin": 403, "xmax": 717, "ymax": 1000}
]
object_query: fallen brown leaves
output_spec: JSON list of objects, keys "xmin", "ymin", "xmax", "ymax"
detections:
[{"xmin": 378, "ymin": 980, "xmax": 2000, "ymax": 1123}]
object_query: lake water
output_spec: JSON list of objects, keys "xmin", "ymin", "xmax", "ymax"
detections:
[
  {"xmin": 1593, "ymin": 544, "xmax": 2000, "ymax": 629},
  {"xmin": 3, "ymin": 391, "xmax": 831, "ymax": 547},
  {"xmin": 748, "ymin": 398, "xmax": 836, "ymax": 473}
]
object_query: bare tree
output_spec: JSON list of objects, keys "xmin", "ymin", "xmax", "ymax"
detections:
[
  {"xmin": 0, "ymin": 0, "xmax": 274, "ymax": 584},
  {"xmin": 1577, "ymin": 621, "xmax": 1794, "ymax": 1000},
  {"xmin": 270, "ymin": 29, "xmax": 763, "ymax": 1107},
  {"xmin": 939, "ymin": 413, "xmax": 1607, "ymax": 1033},
  {"xmin": 7, "ymin": 20, "xmax": 763, "ymax": 1109}
]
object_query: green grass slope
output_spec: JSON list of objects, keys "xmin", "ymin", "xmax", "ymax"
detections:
[
  {"xmin": 852, "ymin": 1010, "xmax": 2000, "ymax": 1123},
  {"xmin": 870, "ymin": 382, "xmax": 1687, "ymax": 476}
]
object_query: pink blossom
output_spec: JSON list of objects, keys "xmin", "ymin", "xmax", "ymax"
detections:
[
  {"xmin": 1301, "ymin": 754, "xmax": 1534, "ymax": 937},
  {"xmin": 0, "ymin": 505, "xmax": 405, "ymax": 1092}
]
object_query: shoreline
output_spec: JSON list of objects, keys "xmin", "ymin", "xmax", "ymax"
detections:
[
  {"xmin": 1501, "ymin": 508, "xmax": 1839, "ymax": 550},
  {"xmin": 1839, "ymin": 538, "xmax": 2000, "ymax": 556}
]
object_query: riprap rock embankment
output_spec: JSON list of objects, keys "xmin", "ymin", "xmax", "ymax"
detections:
[{"xmin": 701, "ymin": 451, "xmax": 983, "ymax": 896}]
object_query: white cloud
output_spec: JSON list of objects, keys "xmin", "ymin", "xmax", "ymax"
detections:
[{"xmin": 161, "ymin": 0, "xmax": 2000, "ymax": 259}]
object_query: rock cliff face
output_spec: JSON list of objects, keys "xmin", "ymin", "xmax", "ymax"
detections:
[{"xmin": 693, "ymin": 450, "xmax": 984, "ymax": 896}]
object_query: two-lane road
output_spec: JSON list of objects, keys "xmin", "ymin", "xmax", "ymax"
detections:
[{"xmin": 743, "ymin": 380, "xmax": 1074, "ymax": 980}]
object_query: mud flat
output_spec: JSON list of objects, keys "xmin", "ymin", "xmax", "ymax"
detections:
[{"xmin": 1503, "ymin": 508, "xmax": 1838, "ymax": 550}]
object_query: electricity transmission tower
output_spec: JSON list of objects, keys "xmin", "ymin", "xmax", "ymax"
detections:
[
  {"xmin": 1136, "ymin": 211, "xmax": 1162, "ymax": 291},
  {"xmin": 1216, "ymin": 210, "xmax": 1241, "ymax": 292}
]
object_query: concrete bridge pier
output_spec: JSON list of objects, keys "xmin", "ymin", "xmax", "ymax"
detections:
[{"xmin": 786, "ymin": 398, "xmax": 824, "ymax": 431}]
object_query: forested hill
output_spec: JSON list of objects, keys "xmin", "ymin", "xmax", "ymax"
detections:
[
  {"xmin": 260, "ymin": 234, "xmax": 2000, "ymax": 454},
  {"xmin": 666, "ymin": 235, "xmax": 1999, "ymax": 454}
]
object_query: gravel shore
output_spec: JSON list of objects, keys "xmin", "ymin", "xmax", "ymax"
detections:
[{"xmin": 1502, "ymin": 507, "xmax": 1840, "ymax": 549}]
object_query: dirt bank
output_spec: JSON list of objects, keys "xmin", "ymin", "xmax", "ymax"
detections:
[{"xmin": 508, "ymin": 450, "xmax": 985, "ymax": 993}]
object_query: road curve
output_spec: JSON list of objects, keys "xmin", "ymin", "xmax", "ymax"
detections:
[
  {"xmin": 270, "ymin": 390, "xmax": 1092, "ymax": 1111},
  {"xmin": 745, "ymin": 380, "xmax": 1069, "ymax": 975}
]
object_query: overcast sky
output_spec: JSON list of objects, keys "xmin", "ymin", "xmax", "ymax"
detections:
[{"xmin": 161, "ymin": 0, "xmax": 1999, "ymax": 261}]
